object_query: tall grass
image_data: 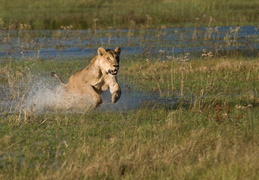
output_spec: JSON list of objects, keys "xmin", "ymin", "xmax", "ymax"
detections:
[
  {"xmin": 123, "ymin": 58, "xmax": 259, "ymax": 103},
  {"xmin": 1, "ymin": 56, "xmax": 259, "ymax": 179},
  {"xmin": 0, "ymin": 0, "xmax": 259, "ymax": 29},
  {"xmin": 0, "ymin": 108, "xmax": 258, "ymax": 179}
]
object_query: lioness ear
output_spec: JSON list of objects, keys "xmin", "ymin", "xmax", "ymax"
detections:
[
  {"xmin": 115, "ymin": 46, "xmax": 121, "ymax": 55},
  {"xmin": 98, "ymin": 47, "xmax": 106, "ymax": 56}
]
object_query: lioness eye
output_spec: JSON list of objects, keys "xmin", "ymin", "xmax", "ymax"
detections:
[{"xmin": 107, "ymin": 57, "xmax": 111, "ymax": 61}]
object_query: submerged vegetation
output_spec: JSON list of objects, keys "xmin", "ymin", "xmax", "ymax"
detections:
[{"xmin": 1, "ymin": 0, "xmax": 259, "ymax": 179}]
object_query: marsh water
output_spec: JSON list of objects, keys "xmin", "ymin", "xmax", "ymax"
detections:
[
  {"xmin": 0, "ymin": 26, "xmax": 258, "ymax": 113},
  {"xmin": 0, "ymin": 26, "xmax": 258, "ymax": 60}
]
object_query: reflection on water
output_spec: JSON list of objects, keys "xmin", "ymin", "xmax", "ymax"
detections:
[
  {"xmin": 99, "ymin": 89, "xmax": 178, "ymax": 112},
  {"xmin": 0, "ymin": 26, "xmax": 258, "ymax": 60}
]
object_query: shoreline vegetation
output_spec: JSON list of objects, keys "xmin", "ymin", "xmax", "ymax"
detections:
[{"xmin": 0, "ymin": 0, "xmax": 259, "ymax": 30}]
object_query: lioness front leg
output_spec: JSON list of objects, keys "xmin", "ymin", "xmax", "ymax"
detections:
[
  {"xmin": 82, "ymin": 84, "xmax": 102, "ymax": 107},
  {"xmin": 109, "ymin": 83, "xmax": 121, "ymax": 103}
]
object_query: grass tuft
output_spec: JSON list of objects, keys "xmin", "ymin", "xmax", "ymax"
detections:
[{"xmin": 1, "ymin": 57, "xmax": 259, "ymax": 179}]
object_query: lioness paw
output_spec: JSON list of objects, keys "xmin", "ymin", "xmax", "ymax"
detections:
[{"xmin": 111, "ymin": 93, "xmax": 120, "ymax": 103}]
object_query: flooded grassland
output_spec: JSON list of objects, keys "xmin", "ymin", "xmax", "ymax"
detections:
[
  {"xmin": 1, "ymin": 25, "xmax": 258, "ymax": 112},
  {"xmin": 0, "ymin": 11, "xmax": 259, "ymax": 180}
]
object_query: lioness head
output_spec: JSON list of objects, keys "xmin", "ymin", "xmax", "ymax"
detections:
[{"xmin": 97, "ymin": 47, "xmax": 121, "ymax": 75}]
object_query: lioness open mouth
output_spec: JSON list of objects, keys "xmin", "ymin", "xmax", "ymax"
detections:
[{"xmin": 108, "ymin": 69, "xmax": 118, "ymax": 75}]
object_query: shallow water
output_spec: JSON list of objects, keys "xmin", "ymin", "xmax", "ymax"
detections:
[
  {"xmin": 0, "ymin": 79, "xmax": 176, "ymax": 114},
  {"xmin": 0, "ymin": 26, "xmax": 258, "ymax": 60},
  {"xmin": 0, "ymin": 26, "xmax": 258, "ymax": 114}
]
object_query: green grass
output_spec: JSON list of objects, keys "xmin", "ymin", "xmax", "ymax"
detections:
[
  {"xmin": 123, "ymin": 58, "xmax": 259, "ymax": 98},
  {"xmin": 0, "ymin": 0, "xmax": 259, "ymax": 29},
  {"xmin": 1, "ymin": 57, "xmax": 259, "ymax": 179},
  {"xmin": 0, "ymin": 108, "xmax": 258, "ymax": 179},
  {"xmin": 1, "ymin": 1, "xmax": 259, "ymax": 178}
]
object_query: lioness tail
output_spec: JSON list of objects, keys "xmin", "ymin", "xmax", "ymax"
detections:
[{"xmin": 50, "ymin": 72, "xmax": 66, "ymax": 86}]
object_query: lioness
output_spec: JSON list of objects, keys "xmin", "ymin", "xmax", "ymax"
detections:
[{"xmin": 51, "ymin": 47, "xmax": 121, "ymax": 108}]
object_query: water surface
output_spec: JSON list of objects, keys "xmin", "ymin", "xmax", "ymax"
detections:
[
  {"xmin": 0, "ymin": 26, "xmax": 258, "ymax": 60},
  {"xmin": 0, "ymin": 26, "xmax": 258, "ymax": 113}
]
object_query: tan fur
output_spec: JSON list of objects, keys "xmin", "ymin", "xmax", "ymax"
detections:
[{"xmin": 51, "ymin": 47, "xmax": 121, "ymax": 107}]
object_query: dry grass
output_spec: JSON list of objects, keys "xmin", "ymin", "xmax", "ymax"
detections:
[
  {"xmin": 1, "ymin": 57, "xmax": 259, "ymax": 179},
  {"xmin": 122, "ymin": 58, "xmax": 259, "ymax": 99},
  {"xmin": 1, "ymin": 108, "xmax": 258, "ymax": 179}
]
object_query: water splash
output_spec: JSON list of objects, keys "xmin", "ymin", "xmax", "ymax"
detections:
[
  {"xmin": 23, "ymin": 82, "xmax": 94, "ymax": 114},
  {"xmin": 1, "ymin": 77, "xmax": 176, "ymax": 115},
  {"xmin": 0, "ymin": 77, "xmax": 94, "ymax": 114}
]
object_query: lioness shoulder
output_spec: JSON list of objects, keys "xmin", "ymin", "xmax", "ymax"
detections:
[{"xmin": 51, "ymin": 47, "xmax": 122, "ymax": 107}]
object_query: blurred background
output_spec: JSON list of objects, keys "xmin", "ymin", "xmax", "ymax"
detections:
[{"xmin": 0, "ymin": 0, "xmax": 258, "ymax": 30}]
